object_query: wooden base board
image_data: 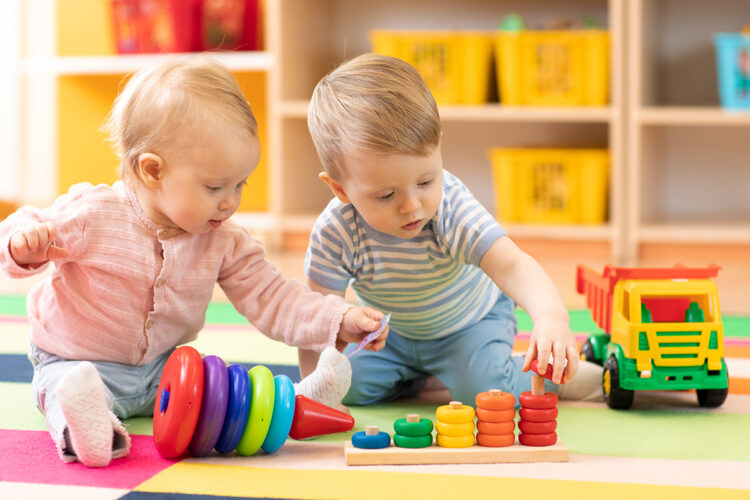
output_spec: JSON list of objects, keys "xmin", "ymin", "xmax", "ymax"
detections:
[{"xmin": 345, "ymin": 439, "xmax": 568, "ymax": 466}]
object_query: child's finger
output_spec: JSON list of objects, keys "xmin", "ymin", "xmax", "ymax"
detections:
[
  {"xmin": 23, "ymin": 226, "xmax": 40, "ymax": 251},
  {"xmin": 9, "ymin": 232, "xmax": 30, "ymax": 257},
  {"xmin": 47, "ymin": 245, "xmax": 71, "ymax": 260},
  {"xmin": 564, "ymin": 345, "xmax": 579, "ymax": 382},
  {"xmin": 551, "ymin": 341, "xmax": 567, "ymax": 383},
  {"xmin": 522, "ymin": 342, "xmax": 536, "ymax": 371},
  {"xmin": 535, "ymin": 337, "xmax": 552, "ymax": 374}
]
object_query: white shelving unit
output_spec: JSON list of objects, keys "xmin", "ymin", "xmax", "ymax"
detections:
[
  {"xmin": 268, "ymin": 0, "xmax": 627, "ymax": 259},
  {"xmin": 19, "ymin": 0, "xmax": 749, "ymax": 262},
  {"xmin": 627, "ymin": 0, "xmax": 750, "ymax": 260}
]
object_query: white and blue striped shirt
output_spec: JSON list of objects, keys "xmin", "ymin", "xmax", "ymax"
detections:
[{"xmin": 305, "ymin": 170, "xmax": 507, "ymax": 340}]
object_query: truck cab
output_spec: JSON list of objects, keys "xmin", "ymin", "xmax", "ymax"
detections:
[{"xmin": 577, "ymin": 264, "xmax": 729, "ymax": 409}]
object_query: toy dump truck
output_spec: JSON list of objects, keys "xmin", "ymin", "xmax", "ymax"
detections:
[{"xmin": 576, "ymin": 264, "xmax": 729, "ymax": 409}]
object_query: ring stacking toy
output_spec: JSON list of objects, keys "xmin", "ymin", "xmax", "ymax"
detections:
[
  {"xmin": 261, "ymin": 374, "xmax": 296, "ymax": 454},
  {"xmin": 215, "ymin": 364, "xmax": 251, "ymax": 453},
  {"xmin": 237, "ymin": 365, "xmax": 275, "ymax": 456},
  {"xmin": 352, "ymin": 426, "xmax": 391, "ymax": 449},
  {"xmin": 153, "ymin": 346, "xmax": 205, "ymax": 458},
  {"xmin": 152, "ymin": 346, "xmax": 355, "ymax": 458},
  {"xmin": 188, "ymin": 356, "xmax": 229, "ymax": 457}
]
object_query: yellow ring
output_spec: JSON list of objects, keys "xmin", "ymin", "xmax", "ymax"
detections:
[
  {"xmin": 435, "ymin": 403, "xmax": 475, "ymax": 424},
  {"xmin": 436, "ymin": 433, "xmax": 475, "ymax": 448},
  {"xmin": 435, "ymin": 420, "xmax": 475, "ymax": 437},
  {"xmin": 237, "ymin": 365, "xmax": 275, "ymax": 456}
]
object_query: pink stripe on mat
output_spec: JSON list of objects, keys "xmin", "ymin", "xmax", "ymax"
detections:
[{"xmin": 0, "ymin": 430, "xmax": 176, "ymax": 488}]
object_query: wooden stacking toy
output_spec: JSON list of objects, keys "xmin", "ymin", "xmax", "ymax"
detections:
[
  {"xmin": 436, "ymin": 401, "xmax": 475, "ymax": 448},
  {"xmin": 393, "ymin": 414, "xmax": 433, "ymax": 449},
  {"xmin": 345, "ymin": 362, "xmax": 571, "ymax": 465},
  {"xmin": 153, "ymin": 346, "xmax": 355, "ymax": 458},
  {"xmin": 475, "ymin": 389, "xmax": 516, "ymax": 447}
]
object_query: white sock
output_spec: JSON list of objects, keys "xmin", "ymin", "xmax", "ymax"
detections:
[
  {"xmin": 294, "ymin": 346, "xmax": 352, "ymax": 409},
  {"xmin": 56, "ymin": 362, "xmax": 130, "ymax": 467},
  {"xmin": 557, "ymin": 360, "xmax": 605, "ymax": 402}
]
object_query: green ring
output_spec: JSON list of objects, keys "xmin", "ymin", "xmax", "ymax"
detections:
[
  {"xmin": 393, "ymin": 417, "xmax": 433, "ymax": 437},
  {"xmin": 237, "ymin": 365, "xmax": 275, "ymax": 456},
  {"xmin": 393, "ymin": 433, "xmax": 433, "ymax": 448}
]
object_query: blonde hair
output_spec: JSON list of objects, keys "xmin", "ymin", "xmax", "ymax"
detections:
[
  {"xmin": 104, "ymin": 56, "xmax": 258, "ymax": 184},
  {"xmin": 307, "ymin": 53, "xmax": 441, "ymax": 180}
]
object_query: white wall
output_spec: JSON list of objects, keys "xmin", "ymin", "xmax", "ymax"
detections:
[{"xmin": 0, "ymin": 0, "xmax": 21, "ymax": 201}]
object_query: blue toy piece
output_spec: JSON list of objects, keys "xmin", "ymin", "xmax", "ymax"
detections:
[
  {"xmin": 351, "ymin": 427, "xmax": 391, "ymax": 449},
  {"xmin": 215, "ymin": 364, "xmax": 251, "ymax": 454},
  {"xmin": 261, "ymin": 374, "xmax": 296, "ymax": 453}
]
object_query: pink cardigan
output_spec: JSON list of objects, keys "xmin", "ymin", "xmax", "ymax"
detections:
[{"xmin": 0, "ymin": 182, "xmax": 350, "ymax": 365}]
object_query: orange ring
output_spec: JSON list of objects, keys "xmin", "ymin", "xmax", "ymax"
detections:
[
  {"xmin": 477, "ymin": 432, "xmax": 515, "ymax": 447},
  {"xmin": 519, "ymin": 407, "xmax": 558, "ymax": 422},
  {"xmin": 476, "ymin": 407, "xmax": 515, "ymax": 423},
  {"xmin": 519, "ymin": 391, "xmax": 558, "ymax": 409},
  {"xmin": 518, "ymin": 419, "xmax": 556, "ymax": 434},
  {"xmin": 519, "ymin": 432, "xmax": 557, "ymax": 447},
  {"xmin": 477, "ymin": 420, "xmax": 515, "ymax": 435},
  {"xmin": 475, "ymin": 390, "xmax": 515, "ymax": 410},
  {"xmin": 152, "ymin": 346, "xmax": 204, "ymax": 458}
]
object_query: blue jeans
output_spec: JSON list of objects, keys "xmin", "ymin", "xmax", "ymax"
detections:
[{"xmin": 343, "ymin": 295, "xmax": 555, "ymax": 407}]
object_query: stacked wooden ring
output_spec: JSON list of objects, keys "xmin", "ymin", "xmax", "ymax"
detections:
[
  {"xmin": 152, "ymin": 345, "xmax": 354, "ymax": 458},
  {"xmin": 351, "ymin": 425, "xmax": 391, "ymax": 449},
  {"xmin": 475, "ymin": 389, "xmax": 516, "ymax": 447},
  {"xmin": 393, "ymin": 414, "xmax": 433, "ymax": 448},
  {"xmin": 518, "ymin": 391, "xmax": 558, "ymax": 446},
  {"xmin": 435, "ymin": 401, "xmax": 475, "ymax": 448}
]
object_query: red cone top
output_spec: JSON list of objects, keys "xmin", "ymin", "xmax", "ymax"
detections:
[{"xmin": 288, "ymin": 395, "xmax": 354, "ymax": 440}]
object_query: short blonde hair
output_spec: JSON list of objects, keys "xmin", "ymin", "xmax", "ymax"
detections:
[
  {"xmin": 308, "ymin": 53, "xmax": 441, "ymax": 180},
  {"xmin": 104, "ymin": 56, "xmax": 258, "ymax": 184}
]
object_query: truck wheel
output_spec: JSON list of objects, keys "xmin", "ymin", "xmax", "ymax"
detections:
[
  {"xmin": 697, "ymin": 388, "xmax": 728, "ymax": 408},
  {"xmin": 603, "ymin": 356, "xmax": 634, "ymax": 410},
  {"xmin": 580, "ymin": 339, "xmax": 601, "ymax": 366}
]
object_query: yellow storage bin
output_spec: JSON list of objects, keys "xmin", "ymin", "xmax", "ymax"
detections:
[
  {"xmin": 490, "ymin": 148, "xmax": 609, "ymax": 224},
  {"xmin": 370, "ymin": 30, "xmax": 494, "ymax": 105},
  {"xmin": 495, "ymin": 30, "xmax": 609, "ymax": 106}
]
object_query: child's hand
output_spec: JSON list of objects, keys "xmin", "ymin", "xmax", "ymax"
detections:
[
  {"xmin": 522, "ymin": 315, "xmax": 579, "ymax": 384},
  {"xmin": 337, "ymin": 307, "xmax": 389, "ymax": 352},
  {"xmin": 9, "ymin": 221, "xmax": 70, "ymax": 267}
]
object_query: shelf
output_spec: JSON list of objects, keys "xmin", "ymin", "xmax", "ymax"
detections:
[
  {"xmin": 280, "ymin": 100, "xmax": 614, "ymax": 123},
  {"xmin": 504, "ymin": 224, "xmax": 613, "ymax": 241},
  {"xmin": 638, "ymin": 107, "xmax": 750, "ymax": 126},
  {"xmin": 19, "ymin": 51, "xmax": 274, "ymax": 76},
  {"xmin": 638, "ymin": 223, "xmax": 750, "ymax": 244}
]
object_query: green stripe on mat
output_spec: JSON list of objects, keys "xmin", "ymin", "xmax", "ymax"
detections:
[{"xmin": 2, "ymin": 294, "xmax": 749, "ymax": 336}]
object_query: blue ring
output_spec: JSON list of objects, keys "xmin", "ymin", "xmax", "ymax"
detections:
[
  {"xmin": 214, "ymin": 364, "xmax": 251, "ymax": 453},
  {"xmin": 351, "ymin": 430, "xmax": 391, "ymax": 449},
  {"xmin": 261, "ymin": 374, "xmax": 296, "ymax": 453}
]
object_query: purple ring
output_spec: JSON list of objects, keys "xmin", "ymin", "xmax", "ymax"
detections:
[{"xmin": 188, "ymin": 355, "xmax": 229, "ymax": 457}]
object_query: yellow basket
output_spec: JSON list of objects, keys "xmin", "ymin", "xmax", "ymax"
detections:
[
  {"xmin": 370, "ymin": 30, "xmax": 494, "ymax": 105},
  {"xmin": 490, "ymin": 148, "xmax": 609, "ymax": 224},
  {"xmin": 495, "ymin": 31, "xmax": 609, "ymax": 106}
]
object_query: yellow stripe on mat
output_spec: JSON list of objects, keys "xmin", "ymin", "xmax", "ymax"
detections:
[{"xmin": 136, "ymin": 463, "xmax": 749, "ymax": 500}]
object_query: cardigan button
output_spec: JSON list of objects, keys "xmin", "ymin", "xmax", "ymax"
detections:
[{"xmin": 145, "ymin": 319, "xmax": 154, "ymax": 329}]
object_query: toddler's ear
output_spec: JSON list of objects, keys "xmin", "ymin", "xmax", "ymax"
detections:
[
  {"xmin": 137, "ymin": 153, "xmax": 164, "ymax": 188},
  {"xmin": 319, "ymin": 172, "xmax": 350, "ymax": 204}
]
